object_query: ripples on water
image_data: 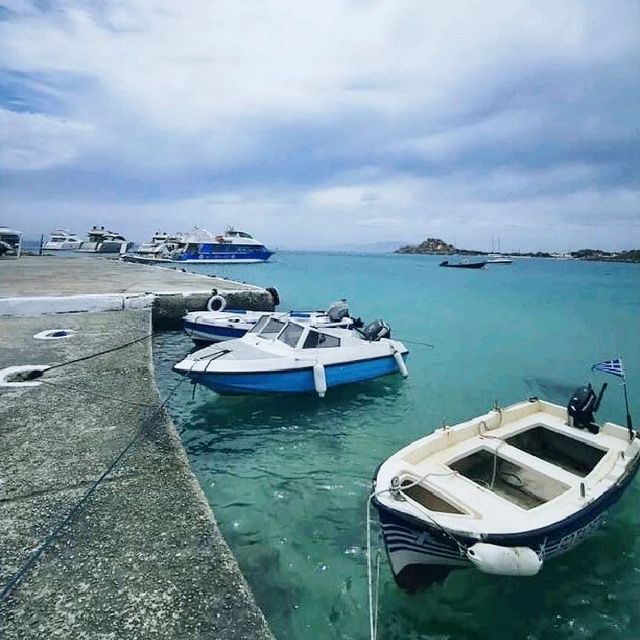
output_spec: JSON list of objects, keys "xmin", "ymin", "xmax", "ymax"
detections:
[{"xmin": 154, "ymin": 253, "xmax": 640, "ymax": 640}]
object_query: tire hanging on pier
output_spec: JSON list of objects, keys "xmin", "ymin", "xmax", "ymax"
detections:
[{"xmin": 207, "ymin": 294, "xmax": 227, "ymax": 312}]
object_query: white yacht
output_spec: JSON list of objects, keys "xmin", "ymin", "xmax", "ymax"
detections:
[
  {"xmin": 43, "ymin": 229, "xmax": 83, "ymax": 251},
  {"xmin": 77, "ymin": 226, "xmax": 131, "ymax": 254},
  {"xmin": 0, "ymin": 226, "xmax": 22, "ymax": 257}
]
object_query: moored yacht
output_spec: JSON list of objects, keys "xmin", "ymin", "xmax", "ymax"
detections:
[
  {"xmin": 43, "ymin": 229, "xmax": 82, "ymax": 251},
  {"xmin": 78, "ymin": 226, "xmax": 132, "ymax": 254},
  {"xmin": 0, "ymin": 226, "xmax": 22, "ymax": 257},
  {"xmin": 133, "ymin": 231, "xmax": 184, "ymax": 259}
]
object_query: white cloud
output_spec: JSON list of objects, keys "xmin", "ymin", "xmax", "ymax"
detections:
[
  {"xmin": 0, "ymin": 108, "xmax": 95, "ymax": 170},
  {"xmin": 0, "ymin": 1, "xmax": 638, "ymax": 248}
]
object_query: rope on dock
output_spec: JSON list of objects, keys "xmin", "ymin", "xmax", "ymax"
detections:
[{"xmin": 0, "ymin": 374, "xmax": 187, "ymax": 603}]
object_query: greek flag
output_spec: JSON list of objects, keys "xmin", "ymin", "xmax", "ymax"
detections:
[{"xmin": 591, "ymin": 358, "xmax": 625, "ymax": 379}]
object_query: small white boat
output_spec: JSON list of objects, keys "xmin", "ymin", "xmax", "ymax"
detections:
[
  {"xmin": 486, "ymin": 255, "xmax": 513, "ymax": 264},
  {"xmin": 77, "ymin": 226, "xmax": 131, "ymax": 254},
  {"xmin": 174, "ymin": 316, "xmax": 409, "ymax": 397},
  {"xmin": 182, "ymin": 299, "xmax": 357, "ymax": 344},
  {"xmin": 43, "ymin": 229, "xmax": 82, "ymax": 251},
  {"xmin": 372, "ymin": 386, "xmax": 639, "ymax": 590}
]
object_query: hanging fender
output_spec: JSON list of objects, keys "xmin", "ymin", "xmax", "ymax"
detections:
[
  {"xmin": 393, "ymin": 349, "xmax": 409, "ymax": 378},
  {"xmin": 313, "ymin": 363, "xmax": 327, "ymax": 398},
  {"xmin": 467, "ymin": 543, "xmax": 542, "ymax": 576}
]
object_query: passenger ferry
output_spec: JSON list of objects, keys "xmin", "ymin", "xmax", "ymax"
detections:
[{"xmin": 177, "ymin": 227, "xmax": 273, "ymax": 264}]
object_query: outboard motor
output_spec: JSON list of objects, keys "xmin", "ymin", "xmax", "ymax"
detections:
[
  {"xmin": 326, "ymin": 299, "xmax": 350, "ymax": 323},
  {"xmin": 362, "ymin": 319, "xmax": 391, "ymax": 341},
  {"xmin": 567, "ymin": 382, "xmax": 607, "ymax": 434}
]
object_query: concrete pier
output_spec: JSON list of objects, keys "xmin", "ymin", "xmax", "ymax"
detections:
[
  {"xmin": 0, "ymin": 309, "xmax": 273, "ymax": 639},
  {"xmin": 0, "ymin": 257, "xmax": 276, "ymax": 327}
]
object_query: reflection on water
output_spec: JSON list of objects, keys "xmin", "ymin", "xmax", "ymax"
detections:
[{"xmin": 154, "ymin": 253, "xmax": 640, "ymax": 640}]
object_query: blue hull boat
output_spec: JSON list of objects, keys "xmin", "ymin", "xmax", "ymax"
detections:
[
  {"xmin": 192, "ymin": 353, "xmax": 407, "ymax": 395},
  {"xmin": 182, "ymin": 300, "xmax": 355, "ymax": 344},
  {"xmin": 371, "ymin": 396, "xmax": 640, "ymax": 590},
  {"xmin": 174, "ymin": 315, "xmax": 409, "ymax": 397}
]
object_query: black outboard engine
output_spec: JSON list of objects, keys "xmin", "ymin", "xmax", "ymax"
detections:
[
  {"xmin": 362, "ymin": 319, "xmax": 391, "ymax": 341},
  {"xmin": 326, "ymin": 299, "xmax": 350, "ymax": 323},
  {"xmin": 567, "ymin": 382, "xmax": 607, "ymax": 434}
]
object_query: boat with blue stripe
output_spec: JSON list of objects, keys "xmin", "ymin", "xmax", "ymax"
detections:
[
  {"xmin": 371, "ymin": 392, "xmax": 640, "ymax": 590},
  {"xmin": 177, "ymin": 227, "xmax": 273, "ymax": 264},
  {"xmin": 174, "ymin": 315, "xmax": 409, "ymax": 397},
  {"xmin": 182, "ymin": 299, "xmax": 357, "ymax": 344}
]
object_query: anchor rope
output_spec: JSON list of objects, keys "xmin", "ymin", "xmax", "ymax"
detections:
[
  {"xmin": 365, "ymin": 469, "xmax": 464, "ymax": 640},
  {"xmin": 0, "ymin": 375, "xmax": 187, "ymax": 603}
]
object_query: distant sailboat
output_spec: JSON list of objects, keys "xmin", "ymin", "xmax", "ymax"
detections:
[{"xmin": 487, "ymin": 236, "xmax": 512, "ymax": 264}]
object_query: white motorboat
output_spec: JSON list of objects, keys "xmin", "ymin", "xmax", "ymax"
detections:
[
  {"xmin": 182, "ymin": 299, "xmax": 358, "ymax": 344},
  {"xmin": 0, "ymin": 226, "xmax": 22, "ymax": 257},
  {"xmin": 371, "ymin": 385, "xmax": 639, "ymax": 590},
  {"xmin": 486, "ymin": 255, "xmax": 513, "ymax": 264},
  {"xmin": 174, "ymin": 316, "xmax": 409, "ymax": 397},
  {"xmin": 78, "ymin": 226, "xmax": 131, "ymax": 253},
  {"xmin": 43, "ymin": 229, "xmax": 83, "ymax": 251},
  {"xmin": 122, "ymin": 231, "xmax": 186, "ymax": 263}
]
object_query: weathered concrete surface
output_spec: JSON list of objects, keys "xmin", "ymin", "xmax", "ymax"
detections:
[
  {"xmin": 0, "ymin": 310, "xmax": 273, "ymax": 639},
  {"xmin": 0, "ymin": 257, "xmax": 276, "ymax": 327}
]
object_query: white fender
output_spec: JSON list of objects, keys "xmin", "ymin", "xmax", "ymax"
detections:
[
  {"xmin": 207, "ymin": 295, "xmax": 227, "ymax": 312},
  {"xmin": 313, "ymin": 363, "xmax": 327, "ymax": 398},
  {"xmin": 467, "ymin": 543, "xmax": 542, "ymax": 576},
  {"xmin": 393, "ymin": 350, "xmax": 409, "ymax": 378}
]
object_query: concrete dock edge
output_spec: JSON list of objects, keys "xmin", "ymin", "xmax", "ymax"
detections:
[{"xmin": 0, "ymin": 309, "xmax": 274, "ymax": 639}]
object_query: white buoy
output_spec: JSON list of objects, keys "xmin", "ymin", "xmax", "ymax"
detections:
[
  {"xmin": 313, "ymin": 363, "xmax": 327, "ymax": 398},
  {"xmin": 467, "ymin": 543, "xmax": 542, "ymax": 576},
  {"xmin": 393, "ymin": 350, "xmax": 409, "ymax": 378}
]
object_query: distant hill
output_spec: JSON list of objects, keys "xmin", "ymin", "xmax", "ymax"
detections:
[
  {"xmin": 570, "ymin": 249, "xmax": 640, "ymax": 263},
  {"xmin": 395, "ymin": 238, "xmax": 484, "ymax": 255}
]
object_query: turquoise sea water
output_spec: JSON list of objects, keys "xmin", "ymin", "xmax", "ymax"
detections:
[{"xmin": 153, "ymin": 252, "xmax": 640, "ymax": 640}]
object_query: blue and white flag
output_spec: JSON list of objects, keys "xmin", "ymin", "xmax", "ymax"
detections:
[{"xmin": 591, "ymin": 358, "xmax": 625, "ymax": 379}]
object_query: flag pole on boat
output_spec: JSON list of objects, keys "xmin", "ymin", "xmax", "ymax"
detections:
[{"xmin": 591, "ymin": 358, "xmax": 633, "ymax": 440}]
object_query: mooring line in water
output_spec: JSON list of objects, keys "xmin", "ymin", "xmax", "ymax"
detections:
[
  {"xmin": 399, "ymin": 338, "xmax": 435, "ymax": 348},
  {"xmin": 365, "ymin": 470, "xmax": 464, "ymax": 640},
  {"xmin": 0, "ymin": 376, "xmax": 187, "ymax": 603}
]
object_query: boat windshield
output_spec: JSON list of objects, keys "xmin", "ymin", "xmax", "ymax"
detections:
[
  {"xmin": 303, "ymin": 330, "xmax": 340, "ymax": 348},
  {"xmin": 277, "ymin": 323, "xmax": 305, "ymax": 348},
  {"xmin": 248, "ymin": 315, "xmax": 271, "ymax": 334},
  {"xmin": 249, "ymin": 316, "xmax": 286, "ymax": 338}
]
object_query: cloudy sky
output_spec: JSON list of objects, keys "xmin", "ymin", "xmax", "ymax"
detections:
[{"xmin": 1, "ymin": 0, "xmax": 638, "ymax": 251}]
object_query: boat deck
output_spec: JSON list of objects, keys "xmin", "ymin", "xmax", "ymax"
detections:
[{"xmin": 377, "ymin": 402, "xmax": 639, "ymax": 535}]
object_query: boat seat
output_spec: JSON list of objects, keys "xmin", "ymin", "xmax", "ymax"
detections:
[{"xmin": 400, "ymin": 462, "xmax": 529, "ymax": 525}]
